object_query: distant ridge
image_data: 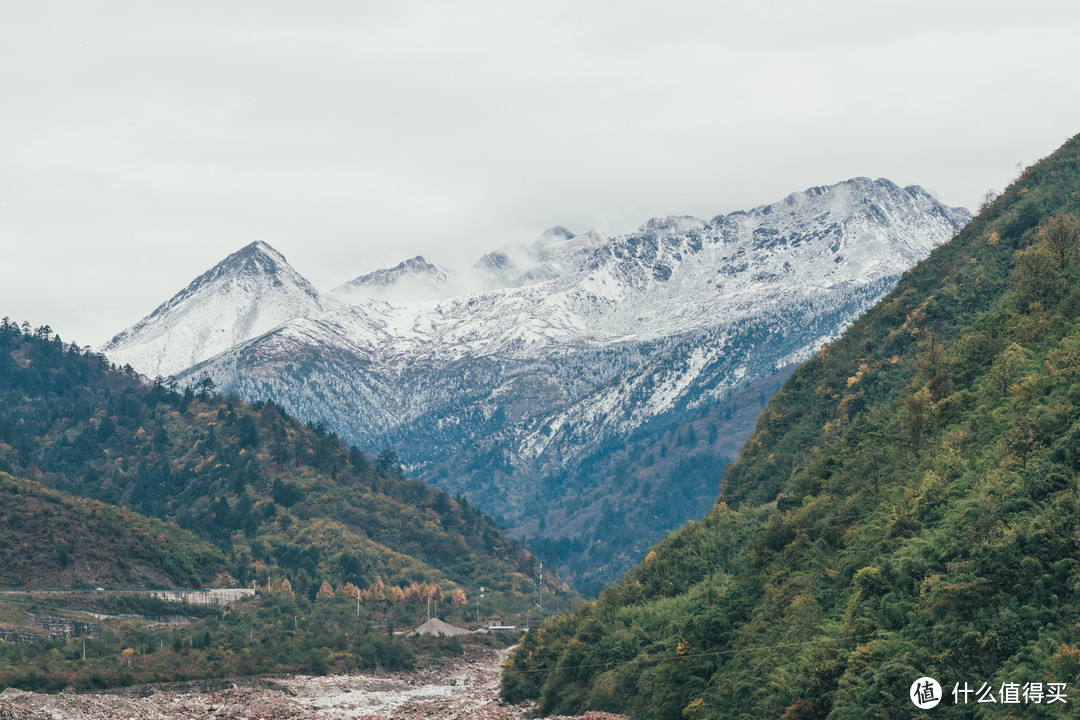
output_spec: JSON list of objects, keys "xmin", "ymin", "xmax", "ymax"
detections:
[{"xmin": 335, "ymin": 255, "xmax": 450, "ymax": 301}]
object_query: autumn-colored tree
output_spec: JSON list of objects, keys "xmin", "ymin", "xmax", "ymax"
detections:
[
  {"xmin": 316, "ymin": 580, "xmax": 335, "ymax": 601},
  {"xmin": 343, "ymin": 582, "xmax": 360, "ymax": 601},
  {"xmin": 404, "ymin": 581, "xmax": 422, "ymax": 602},
  {"xmin": 451, "ymin": 587, "xmax": 467, "ymax": 606}
]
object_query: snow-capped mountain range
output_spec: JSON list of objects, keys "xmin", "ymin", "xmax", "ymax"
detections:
[{"xmin": 103, "ymin": 177, "xmax": 971, "ymax": 587}]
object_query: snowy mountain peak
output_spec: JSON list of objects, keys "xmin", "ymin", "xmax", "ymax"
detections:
[
  {"xmin": 102, "ymin": 241, "xmax": 326, "ymax": 378},
  {"xmin": 192, "ymin": 241, "xmax": 317, "ymax": 298},
  {"xmin": 769, "ymin": 176, "xmax": 890, "ymax": 210},
  {"xmin": 237, "ymin": 239, "xmax": 285, "ymax": 260},
  {"xmin": 334, "ymin": 256, "xmax": 450, "ymax": 301},
  {"xmin": 539, "ymin": 226, "xmax": 576, "ymax": 242},
  {"xmin": 639, "ymin": 215, "xmax": 708, "ymax": 234},
  {"xmin": 238, "ymin": 240, "xmax": 290, "ymax": 266},
  {"xmin": 472, "ymin": 227, "xmax": 607, "ymax": 289}
]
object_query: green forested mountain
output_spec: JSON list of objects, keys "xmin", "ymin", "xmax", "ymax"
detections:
[
  {"xmin": 0, "ymin": 471, "xmax": 227, "ymax": 589},
  {"xmin": 502, "ymin": 135, "xmax": 1080, "ymax": 718},
  {"xmin": 0, "ymin": 321, "xmax": 566, "ymax": 611}
]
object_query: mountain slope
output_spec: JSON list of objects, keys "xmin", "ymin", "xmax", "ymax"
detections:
[
  {"xmin": 502, "ymin": 134, "xmax": 1080, "ymax": 718},
  {"xmin": 473, "ymin": 225, "xmax": 607, "ymax": 288},
  {"xmin": 335, "ymin": 255, "xmax": 450, "ymax": 302},
  {"xmin": 2, "ymin": 320, "xmax": 567, "ymax": 614},
  {"xmin": 0, "ymin": 471, "xmax": 227, "ymax": 589},
  {"xmin": 106, "ymin": 178, "xmax": 970, "ymax": 586},
  {"xmin": 103, "ymin": 241, "xmax": 331, "ymax": 378}
]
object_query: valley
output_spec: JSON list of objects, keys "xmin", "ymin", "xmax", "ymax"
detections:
[
  {"xmin": 103, "ymin": 178, "xmax": 969, "ymax": 586},
  {"xmin": 4, "ymin": 5, "xmax": 1075, "ymax": 718},
  {"xmin": 502, "ymin": 133, "xmax": 1080, "ymax": 718}
]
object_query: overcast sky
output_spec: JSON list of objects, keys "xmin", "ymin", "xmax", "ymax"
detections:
[{"xmin": 3, "ymin": 1, "xmax": 1080, "ymax": 346}]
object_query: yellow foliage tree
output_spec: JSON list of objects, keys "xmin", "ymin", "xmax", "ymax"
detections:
[
  {"xmin": 316, "ymin": 580, "xmax": 335, "ymax": 601},
  {"xmin": 404, "ymin": 581, "xmax": 422, "ymax": 602},
  {"xmin": 420, "ymin": 582, "xmax": 437, "ymax": 601},
  {"xmin": 366, "ymin": 579, "xmax": 385, "ymax": 602}
]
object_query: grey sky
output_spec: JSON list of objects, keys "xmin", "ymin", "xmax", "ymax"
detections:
[{"xmin": 3, "ymin": 0, "xmax": 1079, "ymax": 346}]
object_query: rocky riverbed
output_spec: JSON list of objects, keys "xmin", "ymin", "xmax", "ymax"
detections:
[{"xmin": 0, "ymin": 646, "xmax": 626, "ymax": 720}]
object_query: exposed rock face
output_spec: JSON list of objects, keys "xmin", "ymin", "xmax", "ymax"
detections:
[
  {"xmin": 28, "ymin": 614, "xmax": 99, "ymax": 638},
  {"xmin": 0, "ymin": 614, "xmax": 99, "ymax": 643}
]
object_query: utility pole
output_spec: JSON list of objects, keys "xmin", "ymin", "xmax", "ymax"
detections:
[{"xmin": 537, "ymin": 561, "xmax": 543, "ymax": 614}]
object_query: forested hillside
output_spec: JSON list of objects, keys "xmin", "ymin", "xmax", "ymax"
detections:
[
  {"xmin": 502, "ymin": 136, "xmax": 1080, "ymax": 719},
  {"xmin": 0, "ymin": 471, "xmax": 227, "ymax": 589},
  {"xmin": 0, "ymin": 321, "xmax": 566, "ymax": 611}
]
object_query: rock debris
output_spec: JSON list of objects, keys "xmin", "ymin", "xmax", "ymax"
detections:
[{"xmin": 0, "ymin": 648, "xmax": 627, "ymax": 720}]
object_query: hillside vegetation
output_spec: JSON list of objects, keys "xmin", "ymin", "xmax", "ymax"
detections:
[
  {"xmin": 0, "ymin": 471, "xmax": 227, "ymax": 589},
  {"xmin": 0, "ymin": 321, "xmax": 568, "ymax": 613},
  {"xmin": 0, "ymin": 320, "xmax": 572, "ymax": 689},
  {"xmin": 0, "ymin": 586, "xmax": 511, "ymax": 691},
  {"xmin": 502, "ymin": 136, "xmax": 1080, "ymax": 719}
]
